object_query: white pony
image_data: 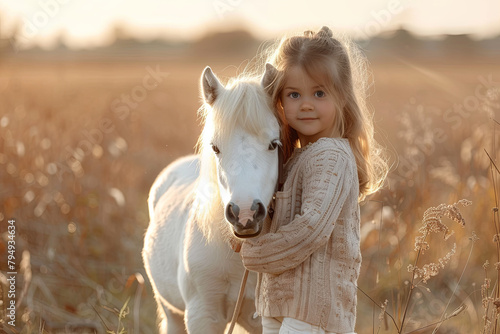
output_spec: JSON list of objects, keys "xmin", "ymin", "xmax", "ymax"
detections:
[{"xmin": 143, "ymin": 64, "xmax": 280, "ymax": 333}]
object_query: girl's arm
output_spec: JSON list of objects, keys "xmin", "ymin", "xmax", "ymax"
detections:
[{"xmin": 241, "ymin": 147, "xmax": 354, "ymax": 275}]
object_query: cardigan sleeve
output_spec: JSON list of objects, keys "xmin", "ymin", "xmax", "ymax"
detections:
[{"xmin": 240, "ymin": 147, "xmax": 354, "ymax": 275}]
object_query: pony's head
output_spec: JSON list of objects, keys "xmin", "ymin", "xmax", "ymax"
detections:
[{"xmin": 195, "ymin": 64, "xmax": 280, "ymax": 240}]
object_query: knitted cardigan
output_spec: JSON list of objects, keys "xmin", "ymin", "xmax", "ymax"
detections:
[{"xmin": 240, "ymin": 137, "xmax": 361, "ymax": 333}]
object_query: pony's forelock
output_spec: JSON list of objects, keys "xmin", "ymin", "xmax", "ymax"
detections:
[{"xmin": 213, "ymin": 77, "xmax": 276, "ymax": 142}]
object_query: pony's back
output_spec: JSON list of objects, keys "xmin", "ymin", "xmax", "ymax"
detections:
[{"xmin": 147, "ymin": 155, "xmax": 199, "ymax": 222}]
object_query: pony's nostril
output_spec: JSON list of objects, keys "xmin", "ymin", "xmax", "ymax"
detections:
[
  {"xmin": 251, "ymin": 199, "xmax": 266, "ymax": 221},
  {"xmin": 225, "ymin": 202, "xmax": 240, "ymax": 224}
]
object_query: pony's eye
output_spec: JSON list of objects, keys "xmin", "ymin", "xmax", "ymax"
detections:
[
  {"xmin": 211, "ymin": 144, "xmax": 220, "ymax": 154},
  {"xmin": 268, "ymin": 140, "xmax": 280, "ymax": 151}
]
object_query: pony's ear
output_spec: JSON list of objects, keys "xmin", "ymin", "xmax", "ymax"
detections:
[
  {"xmin": 201, "ymin": 66, "xmax": 223, "ymax": 105},
  {"xmin": 261, "ymin": 63, "xmax": 277, "ymax": 95}
]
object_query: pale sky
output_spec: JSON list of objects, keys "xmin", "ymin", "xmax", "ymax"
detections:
[{"xmin": 1, "ymin": 0, "xmax": 499, "ymax": 49}]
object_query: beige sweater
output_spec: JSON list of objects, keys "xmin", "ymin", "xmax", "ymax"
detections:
[{"xmin": 241, "ymin": 137, "xmax": 361, "ymax": 333}]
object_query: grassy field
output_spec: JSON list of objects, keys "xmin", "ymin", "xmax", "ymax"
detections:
[{"xmin": 0, "ymin": 48, "xmax": 499, "ymax": 333}]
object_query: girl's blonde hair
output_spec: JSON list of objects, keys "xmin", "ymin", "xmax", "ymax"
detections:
[{"xmin": 261, "ymin": 26, "xmax": 388, "ymax": 199}]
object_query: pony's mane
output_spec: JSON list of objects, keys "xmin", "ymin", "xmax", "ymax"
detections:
[{"xmin": 193, "ymin": 75, "xmax": 277, "ymax": 242}]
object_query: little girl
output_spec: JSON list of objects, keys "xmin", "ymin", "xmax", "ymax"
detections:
[{"xmin": 240, "ymin": 26, "xmax": 388, "ymax": 334}]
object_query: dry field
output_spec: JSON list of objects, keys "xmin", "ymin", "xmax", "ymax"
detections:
[{"xmin": 1, "ymin": 48, "xmax": 500, "ymax": 333}]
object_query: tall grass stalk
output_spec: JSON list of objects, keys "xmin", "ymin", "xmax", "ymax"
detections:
[
  {"xmin": 483, "ymin": 126, "xmax": 500, "ymax": 333},
  {"xmin": 432, "ymin": 232, "xmax": 478, "ymax": 333},
  {"xmin": 361, "ymin": 199, "xmax": 471, "ymax": 333}
]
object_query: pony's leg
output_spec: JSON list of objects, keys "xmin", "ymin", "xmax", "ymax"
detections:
[
  {"xmin": 184, "ymin": 295, "xmax": 228, "ymax": 334},
  {"xmin": 156, "ymin": 298, "xmax": 186, "ymax": 334},
  {"xmin": 164, "ymin": 308, "xmax": 186, "ymax": 334},
  {"xmin": 237, "ymin": 298, "xmax": 262, "ymax": 333}
]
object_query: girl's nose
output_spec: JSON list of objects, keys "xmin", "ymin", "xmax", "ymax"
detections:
[{"xmin": 300, "ymin": 99, "xmax": 314, "ymax": 111}]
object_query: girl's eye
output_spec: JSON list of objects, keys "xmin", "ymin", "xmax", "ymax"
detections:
[
  {"xmin": 211, "ymin": 144, "xmax": 220, "ymax": 154},
  {"xmin": 289, "ymin": 92, "xmax": 300, "ymax": 99},
  {"xmin": 315, "ymin": 91, "xmax": 326, "ymax": 98}
]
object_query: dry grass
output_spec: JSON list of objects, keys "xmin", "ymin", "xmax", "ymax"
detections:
[{"xmin": 0, "ymin": 48, "xmax": 499, "ymax": 333}]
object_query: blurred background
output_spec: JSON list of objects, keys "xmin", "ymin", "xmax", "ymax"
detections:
[{"xmin": 0, "ymin": 0, "xmax": 499, "ymax": 333}]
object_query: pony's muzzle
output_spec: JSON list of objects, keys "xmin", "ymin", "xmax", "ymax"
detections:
[{"xmin": 225, "ymin": 200, "xmax": 266, "ymax": 238}]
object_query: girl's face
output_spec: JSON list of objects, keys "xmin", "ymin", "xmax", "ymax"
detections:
[{"xmin": 280, "ymin": 66, "xmax": 338, "ymax": 147}]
